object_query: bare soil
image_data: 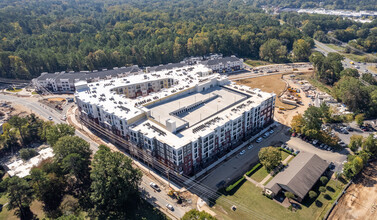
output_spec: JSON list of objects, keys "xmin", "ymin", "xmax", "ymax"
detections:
[
  {"xmin": 236, "ymin": 73, "xmax": 312, "ymax": 126},
  {"xmin": 329, "ymin": 161, "xmax": 377, "ymax": 220}
]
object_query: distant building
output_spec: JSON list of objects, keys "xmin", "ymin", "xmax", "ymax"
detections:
[
  {"xmin": 201, "ymin": 56, "xmax": 244, "ymax": 73},
  {"xmin": 264, "ymin": 152, "xmax": 329, "ymax": 202},
  {"xmin": 32, "ymin": 66, "xmax": 141, "ymax": 93}
]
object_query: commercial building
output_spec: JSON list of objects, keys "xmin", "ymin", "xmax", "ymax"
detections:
[
  {"xmin": 264, "ymin": 152, "xmax": 329, "ymax": 202},
  {"xmin": 75, "ymin": 63, "xmax": 275, "ymax": 176},
  {"xmin": 32, "ymin": 66, "xmax": 141, "ymax": 93}
]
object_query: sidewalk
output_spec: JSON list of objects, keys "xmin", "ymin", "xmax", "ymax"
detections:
[{"xmin": 244, "ymin": 175, "xmax": 263, "ymax": 188}]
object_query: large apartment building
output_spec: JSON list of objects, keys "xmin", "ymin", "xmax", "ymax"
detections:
[
  {"xmin": 32, "ymin": 66, "xmax": 141, "ymax": 93},
  {"xmin": 32, "ymin": 55, "xmax": 244, "ymax": 93},
  {"xmin": 75, "ymin": 63, "xmax": 275, "ymax": 176}
]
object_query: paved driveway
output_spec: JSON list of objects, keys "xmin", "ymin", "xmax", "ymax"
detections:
[{"xmin": 286, "ymin": 137, "xmax": 348, "ymax": 173}]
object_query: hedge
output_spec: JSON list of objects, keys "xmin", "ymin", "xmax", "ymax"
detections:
[
  {"xmin": 280, "ymin": 147, "xmax": 294, "ymax": 155},
  {"xmin": 225, "ymin": 176, "xmax": 246, "ymax": 193},
  {"xmin": 246, "ymin": 163, "xmax": 262, "ymax": 177}
]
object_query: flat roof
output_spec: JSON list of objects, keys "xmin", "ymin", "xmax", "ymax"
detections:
[{"xmin": 148, "ymin": 87, "xmax": 246, "ymax": 129}]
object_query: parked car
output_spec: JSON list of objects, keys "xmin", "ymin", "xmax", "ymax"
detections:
[
  {"xmin": 346, "ymin": 126, "xmax": 353, "ymax": 131},
  {"xmin": 150, "ymin": 182, "xmax": 160, "ymax": 192},
  {"xmin": 291, "ymin": 133, "xmax": 297, "ymax": 137},
  {"xmin": 61, "ymin": 115, "xmax": 67, "ymax": 121},
  {"xmin": 240, "ymin": 150, "xmax": 246, "ymax": 155},
  {"xmin": 166, "ymin": 204, "xmax": 174, "ymax": 211},
  {"xmin": 263, "ymin": 132, "xmax": 270, "ymax": 138},
  {"xmin": 256, "ymin": 137, "xmax": 263, "ymax": 143},
  {"xmin": 48, "ymin": 116, "xmax": 53, "ymax": 121},
  {"xmin": 295, "ymin": 150, "xmax": 300, "ymax": 154},
  {"xmin": 248, "ymin": 145, "xmax": 254, "ymax": 150},
  {"xmin": 269, "ymin": 129, "xmax": 274, "ymax": 134},
  {"xmin": 312, "ymin": 140, "xmax": 319, "ymax": 145}
]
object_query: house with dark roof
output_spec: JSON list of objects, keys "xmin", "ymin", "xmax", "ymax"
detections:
[
  {"xmin": 264, "ymin": 152, "xmax": 329, "ymax": 202},
  {"xmin": 200, "ymin": 56, "xmax": 244, "ymax": 73}
]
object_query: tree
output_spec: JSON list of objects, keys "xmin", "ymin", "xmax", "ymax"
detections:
[
  {"xmin": 308, "ymin": 191, "xmax": 317, "ymax": 199},
  {"xmin": 8, "ymin": 116, "xmax": 27, "ymax": 146},
  {"xmin": 320, "ymin": 176, "xmax": 328, "ymax": 185},
  {"xmin": 349, "ymin": 135, "xmax": 363, "ymax": 152},
  {"xmin": 362, "ymin": 134, "xmax": 377, "ymax": 155},
  {"xmin": 259, "ymin": 39, "xmax": 287, "ymax": 63},
  {"xmin": 319, "ymin": 186, "xmax": 326, "ymax": 193},
  {"xmin": 53, "ymin": 136, "xmax": 92, "ymax": 206},
  {"xmin": 310, "ymin": 52, "xmax": 344, "ymax": 85},
  {"xmin": 290, "ymin": 114, "xmax": 305, "ymax": 133},
  {"xmin": 340, "ymin": 68, "xmax": 359, "ymax": 78},
  {"xmin": 46, "ymin": 124, "xmax": 75, "ymax": 147},
  {"xmin": 90, "ymin": 145, "xmax": 142, "ymax": 219},
  {"xmin": 19, "ymin": 148, "xmax": 38, "ymax": 161},
  {"xmin": 258, "ymin": 147, "xmax": 282, "ymax": 172},
  {"xmin": 5, "ymin": 177, "xmax": 34, "ymax": 219},
  {"xmin": 355, "ymin": 114, "xmax": 365, "ymax": 127},
  {"xmin": 30, "ymin": 168, "xmax": 66, "ymax": 218},
  {"xmin": 303, "ymin": 106, "xmax": 323, "ymax": 131},
  {"xmin": 292, "ymin": 39, "xmax": 311, "ymax": 62},
  {"xmin": 351, "ymin": 156, "xmax": 364, "ymax": 175},
  {"xmin": 285, "ymin": 192, "xmax": 295, "ymax": 203},
  {"xmin": 182, "ymin": 209, "xmax": 217, "ymax": 220}
]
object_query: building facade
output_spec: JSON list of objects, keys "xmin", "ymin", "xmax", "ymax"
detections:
[{"xmin": 75, "ymin": 62, "xmax": 274, "ymax": 176}]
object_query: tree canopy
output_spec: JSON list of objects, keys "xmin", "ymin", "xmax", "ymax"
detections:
[
  {"xmin": 258, "ymin": 146, "xmax": 282, "ymax": 172},
  {"xmin": 89, "ymin": 145, "xmax": 142, "ymax": 219}
]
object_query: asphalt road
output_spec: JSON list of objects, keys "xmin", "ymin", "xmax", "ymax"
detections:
[
  {"xmin": 314, "ymin": 40, "xmax": 373, "ymax": 74},
  {"xmin": 199, "ymin": 123, "xmax": 291, "ymax": 191}
]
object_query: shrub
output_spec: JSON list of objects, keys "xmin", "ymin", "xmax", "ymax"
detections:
[
  {"xmin": 319, "ymin": 186, "xmax": 326, "ymax": 193},
  {"xmin": 279, "ymin": 147, "xmax": 293, "ymax": 155},
  {"xmin": 246, "ymin": 163, "xmax": 262, "ymax": 176},
  {"xmin": 19, "ymin": 148, "xmax": 38, "ymax": 161},
  {"xmin": 320, "ymin": 176, "xmax": 328, "ymax": 185},
  {"xmin": 309, "ymin": 190, "xmax": 317, "ymax": 199},
  {"xmin": 225, "ymin": 176, "xmax": 246, "ymax": 193}
]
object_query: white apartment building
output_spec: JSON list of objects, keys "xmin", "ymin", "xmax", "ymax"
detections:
[{"xmin": 75, "ymin": 63, "xmax": 275, "ymax": 175}]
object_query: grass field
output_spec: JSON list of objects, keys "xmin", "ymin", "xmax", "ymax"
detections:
[
  {"xmin": 244, "ymin": 59, "xmax": 272, "ymax": 67},
  {"xmin": 326, "ymin": 44, "xmax": 344, "ymax": 52},
  {"xmin": 250, "ymin": 166, "xmax": 269, "ymax": 182},
  {"xmin": 213, "ymin": 179, "xmax": 344, "ymax": 220},
  {"xmin": 367, "ymin": 65, "xmax": 377, "ymax": 74},
  {"xmin": 281, "ymin": 151, "xmax": 290, "ymax": 161},
  {"xmin": 5, "ymin": 88, "xmax": 22, "ymax": 93}
]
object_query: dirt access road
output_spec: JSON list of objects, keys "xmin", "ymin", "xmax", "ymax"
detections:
[{"xmin": 329, "ymin": 161, "xmax": 377, "ymax": 220}]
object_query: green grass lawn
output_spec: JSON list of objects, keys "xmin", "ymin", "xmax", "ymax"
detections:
[
  {"xmin": 306, "ymin": 78, "xmax": 333, "ymax": 94},
  {"xmin": 250, "ymin": 166, "xmax": 269, "ymax": 182},
  {"xmin": 244, "ymin": 60, "xmax": 272, "ymax": 67},
  {"xmin": 281, "ymin": 151, "xmax": 290, "ymax": 161},
  {"xmin": 325, "ymin": 44, "xmax": 344, "ymax": 52},
  {"xmin": 212, "ymin": 179, "xmax": 344, "ymax": 220},
  {"xmin": 6, "ymin": 88, "xmax": 22, "ymax": 93}
]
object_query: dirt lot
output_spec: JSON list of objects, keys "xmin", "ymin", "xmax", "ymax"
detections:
[
  {"xmin": 39, "ymin": 97, "xmax": 66, "ymax": 113},
  {"xmin": 329, "ymin": 161, "xmax": 377, "ymax": 220},
  {"xmin": 236, "ymin": 73, "xmax": 313, "ymax": 126}
]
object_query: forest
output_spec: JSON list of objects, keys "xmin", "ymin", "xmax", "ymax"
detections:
[
  {"xmin": 0, "ymin": 0, "xmax": 306, "ymax": 79},
  {"xmin": 251, "ymin": 0, "xmax": 377, "ymax": 10},
  {"xmin": 281, "ymin": 13, "xmax": 377, "ymax": 57}
]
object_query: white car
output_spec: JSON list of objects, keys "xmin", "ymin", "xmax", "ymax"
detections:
[
  {"xmin": 149, "ymin": 182, "xmax": 160, "ymax": 192},
  {"xmin": 248, "ymin": 145, "xmax": 254, "ymax": 150},
  {"xmin": 48, "ymin": 116, "xmax": 53, "ymax": 121},
  {"xmin": 240, "ymin": 150, "xmax": 246, "ymax": 155},
  {"xmin": 256, "ymin": 137, "xmax": 263, "ymax": 143},
  {"xmin": 269, "ymin": 129, "xmax": 274, "ymax": 134},
  {"xmin": 166, "ymin": 204, "xmax": 174, "ymax": 211}
]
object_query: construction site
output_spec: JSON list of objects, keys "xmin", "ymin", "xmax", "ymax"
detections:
[{"xmin": 328, "ymin": 161, "xmax": 377, "ymax": 220}]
